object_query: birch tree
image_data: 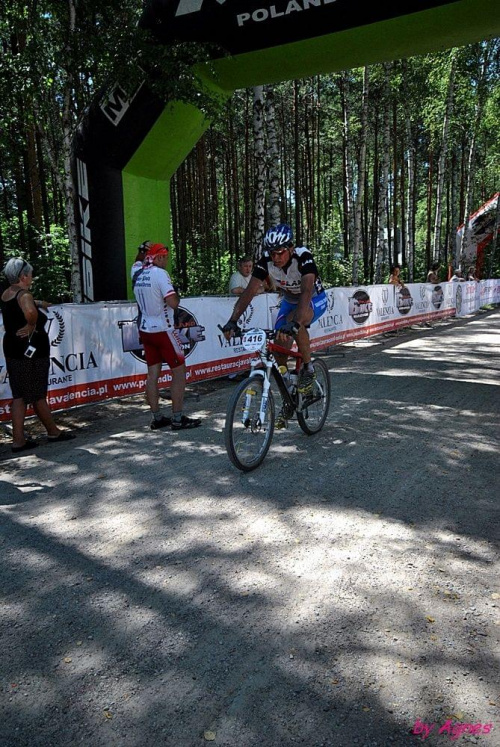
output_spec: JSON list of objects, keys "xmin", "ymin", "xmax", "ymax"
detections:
[
  {"xmin": 374, "ymin": 64, "xmax": 391, "ymax": 282},
  {"xmin": 433, "ymin": 51, "xmax": 457, "ymax": 263},
  {"xmin": 352, "ymin": 67, "xmax": 369, "ymax": 285},
  {"xmin": 459, "ymin": 42, "xmax": 492, "ymax": 268},
  {"xmin": 252, "ymin": 86, "xmax": 266, "ymax": 258},
  {"xmin": 265, "ymin": 85, "xmax": 281, "ymax": 226},
  {"xmin": 0, "ymin": 0, "xmax": 215, "ymax": 300},
  {"xmin": 339, "ymin": 72, "xmax": 354, "ymax": 259}
]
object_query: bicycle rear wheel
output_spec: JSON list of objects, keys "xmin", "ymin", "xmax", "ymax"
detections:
[
  {"xmin": 224, "ymin": 376, "xmax": 275, "ymax": 471},
  {"xmin": 297, "ymin": 358, "xmax": 330, "ymax": 435}
]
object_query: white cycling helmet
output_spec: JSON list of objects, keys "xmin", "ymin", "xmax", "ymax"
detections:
[{"xmin": 263, "ymin": 224, "xmax": 293, "ymax": 251}]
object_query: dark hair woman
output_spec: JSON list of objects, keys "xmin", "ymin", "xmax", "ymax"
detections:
[
  {"xmin": 388, "ymin": 264, "xmax": 404, "ymax": 287},
  {"xmin": 1, "ymin": 258, "xmax": 75, "ymax": 453}
]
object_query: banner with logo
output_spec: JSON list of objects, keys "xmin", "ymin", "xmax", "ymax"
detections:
[
  {"xmin": 456, "ymin": 193, "xmax": 500, "ymax": 274},
  {"xmin": 311, "ymin": 281, "xmax": 459, "ymax": 347},
  {"xmin": 1, "ymin": 281, "xmax": 498, "ymax": 421},
  {"xmin": 454, "ymin": 278, "xmax": 500, "ymax": 317}
]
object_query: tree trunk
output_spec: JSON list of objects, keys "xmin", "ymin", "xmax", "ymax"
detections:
[
  {"xmin": 340, "ymin": 72, "xmax": 353, "ymax": 260},
  {"xmin": 433, "ymin": 51, "xmax": 457, "ymax": 262},
  {"xmin": 426, "ymin": 149, "xmax": 433, "ymax": 273},
  {"xmin": 265, "ymin": 85, "xmax": 281, "ymax": 226},
  {"xmin": 352, "ymin": 66, "xmax": 369, "ymax": 285},
  {"xmin": 459, "ymin": 43, "xmax": 491, "ymax": 269},
  {"xmin": 293, "ymin": 81, "xmax": 301, "ymax": 239},
  {"xmin": 374, "ymin": 64, "xmax": 390, "ymax": 283},
  {"xmin": 252, "ymin": 85, "xmax": 266, "ymax": 259}
]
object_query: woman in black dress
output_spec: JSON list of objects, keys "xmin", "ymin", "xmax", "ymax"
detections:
[{"xmin": 1, "ymin": 258, "xmax": 75, "ymax": 453}]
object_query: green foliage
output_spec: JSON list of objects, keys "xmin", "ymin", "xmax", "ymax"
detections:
[
  {"xmin": 321, "ymin": 255, "xmax": 354, "ymax": 288},
  {"xmin": 312, "ymin": 214, "xmax": 354, "ymax": 287},
  {"xmin": 30, "ymin": 228, "xmax": 72, "ymax": 303},
  {"xmin": 1, "ymin": 226, "xmax": 71, "ymax": 301},
  {"xmin": 176, "ymin": 250, "xmax": 232, "ymax": 296}
]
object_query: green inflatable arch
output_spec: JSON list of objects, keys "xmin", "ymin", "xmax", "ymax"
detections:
[{"xmin": 75, "ymin": 0, "xmax": 500, "ymax": 301}]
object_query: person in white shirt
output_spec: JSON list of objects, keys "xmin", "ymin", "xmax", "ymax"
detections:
[
  {"xmin": 133, "ymin": 243, "xmax": 201, "ymax": 431},
  {"xmin": 227, "ymin": 256, "xmax": 267, "ymax": 381},
  {"xmin": 228, "ymin": 256, "xmax": 270, "ymax": 296},
  {"xmin": 229, "ymin": 256, "xmax": 254, "ymax": 295},
  {"xmin": 450, "ymin": 269, "xmax": 465, "ymax": 282}
]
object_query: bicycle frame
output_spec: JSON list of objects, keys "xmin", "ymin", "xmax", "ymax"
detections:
[
  {"xmin": 247, "ymin": 334, "xmax": 303, "ymax": 424},
  {"xmin": 223, "ymin": 326, "xmax": 331, "ymax": 471}
]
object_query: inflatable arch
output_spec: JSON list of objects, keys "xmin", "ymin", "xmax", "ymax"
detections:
[{"xmin": 75, "ymin": 0, "xmax": 500, "ymax": 301}]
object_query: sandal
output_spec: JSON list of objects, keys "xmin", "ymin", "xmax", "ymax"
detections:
[
  {"xmin": 11, "ymin": 439, "xmax": 39, "ymax": 454},
  {"xmin": 48, "ymin": 431, "xmax": 76, "ymax": 443}
]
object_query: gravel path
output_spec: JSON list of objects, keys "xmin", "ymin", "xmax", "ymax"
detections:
[{"xmin": 1, "ymin": 310, "xmax": 499, "ymax": 747}]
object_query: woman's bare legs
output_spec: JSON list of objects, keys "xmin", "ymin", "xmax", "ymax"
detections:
[
  {"xmin": 33, "ymin": 398, "xmax": 61, "ymax": 438},
  {"xmin": 11, "ymin": 397, "xmax": 28, "ymax": 447}
]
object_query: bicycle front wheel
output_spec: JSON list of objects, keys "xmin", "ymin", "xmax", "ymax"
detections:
[
  {"xmin": 297, "ymin": 358, "xmax": 331, "ymax": 435},
  {"xmin": 224, "ymin": 376, "xmax": 275, "ymax": 471}
]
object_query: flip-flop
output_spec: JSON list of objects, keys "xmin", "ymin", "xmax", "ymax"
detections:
[
  {"xmin": 11, "ymin": 439, "xmax": 39, "ymax": 454},
  {"xmin": 47, "ymin": 431, "xmax": 76, "ymax": 443}
]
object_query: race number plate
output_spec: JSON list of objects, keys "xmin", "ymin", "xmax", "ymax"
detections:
[{"xmin": 241, "ymin": 328, "xmax": 266, "ymax": 352}]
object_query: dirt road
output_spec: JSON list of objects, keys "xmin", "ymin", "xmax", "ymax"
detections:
[{"xmin": 1, "ymin": 310, "xmax": 499, "ymax": 746}]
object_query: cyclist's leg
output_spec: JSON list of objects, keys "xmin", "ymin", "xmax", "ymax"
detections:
[
  {"xmin": 297, "ymin": 292, "xmax": 327, "ymax": 393},
  {"xmin": 274, "ymin": 300, "xmax": 295, "ymax": 368},
  {"xmin": 294, "ymin": 313, "xmax": 313, "ymax": 364},
  {"xmin": 300, "ymin": 291, "xmax": 327, "ymax": 357}
]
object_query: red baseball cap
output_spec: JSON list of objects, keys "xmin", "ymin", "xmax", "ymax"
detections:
[{"xmin": 146, "ymin": 243, "xmax": 169, "ymax": 258}]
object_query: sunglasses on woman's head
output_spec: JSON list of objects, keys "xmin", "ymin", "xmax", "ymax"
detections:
[{"xmin": 17, "ymin": 260, "xmax": 29, "ymax": 278}]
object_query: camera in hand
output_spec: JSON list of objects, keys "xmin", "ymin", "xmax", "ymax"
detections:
[{"xmin": 24, "ymin": 345, "xmax": 36, "ymax": 359}]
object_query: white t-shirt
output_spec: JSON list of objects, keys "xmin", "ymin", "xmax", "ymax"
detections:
[
  {"xmin": 131, "ymin": 261, "xmax": 142, "ymax": 277},
  {"xmin": 133, "ymin": 265, "xmax": 176, "ymax": 333},
  {"xmin": 228, "ymin": 270, "xmax": 251, "ymax": 294}
]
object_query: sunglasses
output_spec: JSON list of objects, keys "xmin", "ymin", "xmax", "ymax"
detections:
[{"xmin": 17, "ymin": 259, "xmax": 30, "ymax": 279}]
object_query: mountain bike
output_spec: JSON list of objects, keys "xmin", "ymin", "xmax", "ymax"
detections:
[{"xmin": 222, "ymin": 327, "xmax": 331, "ymax": 471}]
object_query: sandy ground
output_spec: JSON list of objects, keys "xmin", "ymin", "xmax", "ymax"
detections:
[{"xmin": 0, "ymin": 310, "xmax": 499, "ymax": 747}]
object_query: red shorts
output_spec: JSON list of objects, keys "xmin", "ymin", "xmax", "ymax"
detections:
[{"xmin": 141, "ymin": 330, "xmax": 185, "ymax": 369}]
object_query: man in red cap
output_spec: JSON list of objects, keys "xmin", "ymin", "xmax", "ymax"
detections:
[{"xmin": 133, "ymin": 243, "xmax": 201, "ymax": 431}]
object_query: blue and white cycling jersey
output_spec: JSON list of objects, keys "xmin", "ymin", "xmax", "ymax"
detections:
[{"xmin": 253, "ymin": 246, "xmax": 324, "ymax": 303}]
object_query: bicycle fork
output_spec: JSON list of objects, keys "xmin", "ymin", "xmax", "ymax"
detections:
[{"xmin": 240, "ymin": 358, "xmax": 273, "ymax": 428}]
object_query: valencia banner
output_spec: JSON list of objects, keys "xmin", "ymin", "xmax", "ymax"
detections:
[{"xmin": 1, "ymin": 280, "xmax": 499, "ymax": 422}]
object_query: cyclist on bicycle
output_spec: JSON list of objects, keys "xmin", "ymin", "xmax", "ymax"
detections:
[{"xmin": 222, "ymin": 224, "xmax": 327, "ymax": 395}]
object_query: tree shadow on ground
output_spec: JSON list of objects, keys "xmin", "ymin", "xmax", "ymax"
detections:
[{"xmin": 0, "ymin": 311, "xmax": 498, "ymax": 746}]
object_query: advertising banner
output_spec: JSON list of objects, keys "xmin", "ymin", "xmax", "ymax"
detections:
[
  {"xmin": 456, "ymin": 193, "xmax": 500, "ymax": 274},
  {"xmin": 1, "ymin": 281, "xmax": 498, "ymax": 422},
  {"xmin": 139, "ymin": 0, "xmax": 457, "ymax": 55}
]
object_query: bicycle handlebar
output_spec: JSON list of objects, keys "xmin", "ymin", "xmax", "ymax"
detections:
[{"xmin": 218, "ymin": 323, "xmax": 278, "ymax": 340}]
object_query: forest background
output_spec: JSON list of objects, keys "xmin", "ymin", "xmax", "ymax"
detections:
[{"xmin": 0, "ymin": 2, "xmax": 499, "ymax": 302}]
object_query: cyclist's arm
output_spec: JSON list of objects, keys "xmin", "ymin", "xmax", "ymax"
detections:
[
  {"xmin": 229, "ymin": 276, "xmax": 262, "ymax": 322},
  {"xmin": 294, "ymin": 274, "xmax": 315, "ymax": 327}
]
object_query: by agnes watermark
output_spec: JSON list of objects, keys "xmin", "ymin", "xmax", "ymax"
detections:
[{"xmin": 412, "ymin": 718, "xmax": 494, "ymax": 740}]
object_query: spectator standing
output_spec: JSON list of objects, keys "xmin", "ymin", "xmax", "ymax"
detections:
[
  {"xmin": 228, "ymin": 256, "xmax": 271, "ymax": 296},
  {"xmin": 228, "ymin": 256, "xmax": 253, "ymax": 295},
  {"xmin": 466, "ymin": 266, "xmax": 477, "ymax": 281},
  {"xmin": 388, "ymin": 264, "xmax": 404, "ymax": 287},
  {"xmin": 427, "ymin": 262, "xmax": 440, "ymax": 284},
  {"xmin": 450, "ymin": 269, "xmax": 465, "ymax": 282},
  {"xmin": 1, "ymin": 258, "xmax": 75, "ymax": 453},
  {"xmin": 227, "ymin": 256, "xmax": 267, "ymax": 381},
  {"xmin": 133, "ymin": 243, "xmax": 201, "ymax": 431}
]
